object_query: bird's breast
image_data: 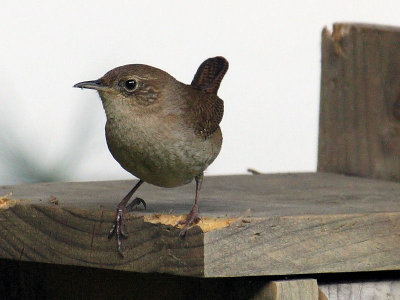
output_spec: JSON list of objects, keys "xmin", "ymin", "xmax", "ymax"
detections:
[{"xmin": 105, "ymin": 114, "xmax": 222, "ymax": 188}]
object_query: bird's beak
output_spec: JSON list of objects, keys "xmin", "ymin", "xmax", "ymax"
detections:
[{"xmin": 73, "ymin": 79, "xmax": 110, "ymax": 91}]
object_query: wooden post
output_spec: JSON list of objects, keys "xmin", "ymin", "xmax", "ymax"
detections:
[
  {"xmin": 318, "ymin": 23, "xmax": 400, "ymax": 181},
  {"xmin": 260, "ymin": 279, "xmax": 319, "ymax": 300}
]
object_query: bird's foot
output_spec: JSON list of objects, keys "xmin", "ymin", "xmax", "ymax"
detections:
[
  {"xmin": 108, "ymin": 197, "xmax": 146, "ymax": 257},
  {"xmin": 176, "ymin": 204, "xmax": 200, "ymax": 237},
  {"xmin": 126, "ymin": 197, "xmax": 146, "ymax": 212}
]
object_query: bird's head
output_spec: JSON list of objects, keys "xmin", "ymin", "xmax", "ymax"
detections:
[{"xmin": 74, "ymin": 64, "xmax": 179, "ymax": 115}]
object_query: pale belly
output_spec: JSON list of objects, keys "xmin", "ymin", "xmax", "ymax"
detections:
[{"xmin": 105, "ymin": 120, "xmax": 222, "ymax": 188}]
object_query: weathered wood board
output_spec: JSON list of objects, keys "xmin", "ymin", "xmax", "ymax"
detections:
[
  {"xmin": 1, "ymin": 173, "xmax": 400, "ymax": 277},
  {"xmin": 261, "ymin": 279, "xmax": 319, "ymax": 300},
  {"xmin": 318, "ymin": 23, "xmax": 400, "ymax": 181}
]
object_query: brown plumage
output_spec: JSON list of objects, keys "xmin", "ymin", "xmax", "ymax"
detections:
[
  {"xmin": 74, "ymin": 56, "xmax": 228, "ymax": 256},
  {"xmin": 190, "ymin": 57, "xmax": 226, "ymax": 138}
]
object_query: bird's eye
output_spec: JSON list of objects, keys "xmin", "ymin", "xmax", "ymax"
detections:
[{"xmin": 124, "ymin": 79, "xmax": 137, "ymax": 91}]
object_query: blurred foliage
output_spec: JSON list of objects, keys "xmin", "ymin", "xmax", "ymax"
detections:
[
  {"xmin": 0, "ymin": 103, "xmax": 97, "ymax": 185},
  {"xmin": 0, "ymin": 136, "xmax": 69, "ymax": 184}
]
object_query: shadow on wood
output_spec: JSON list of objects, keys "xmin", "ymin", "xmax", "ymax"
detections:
[{"xmin": 0, "ymin": 259, "xmax": 298, "ymax": 300}]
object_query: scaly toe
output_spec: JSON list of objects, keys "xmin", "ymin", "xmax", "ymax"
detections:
[
  {"xmin": 108, "ymin": 207, "xmax": 129, "ymax": 256},
  {"xmin": 177, "ymin": 213, "xmax": 200, "ymax": 237}
]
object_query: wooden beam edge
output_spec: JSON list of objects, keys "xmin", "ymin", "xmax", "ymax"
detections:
[
  {"xmin": 204, "ymin": 212, "xmax": 400, "ymax": 277},
  {"xmin": 2, "ymin": 196, "xmax": 400, "ymax": 278}
]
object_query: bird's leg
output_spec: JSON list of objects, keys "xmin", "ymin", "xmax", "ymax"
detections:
[
  {"xmin": 108, "ymin": 179, "xmax": 145, "ymax": 256},
  {"xmin": 177, "ymin": 173, "xmax": 203, "ymax": 237}
]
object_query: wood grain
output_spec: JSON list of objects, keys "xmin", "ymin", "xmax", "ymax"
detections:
[
  {"xmin": 1, "ymin": 173, "xmax": 400, "ymax": 277},
  {"xmin": 318, "ymin": 23, "xmax": 400, "ymax": 181},
  {"xmin": 204, "ymin": 212, "xmax": 400, "ymax": 277}
]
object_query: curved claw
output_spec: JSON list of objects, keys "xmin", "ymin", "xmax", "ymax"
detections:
[
  {"xmin": 108, "ymin": 197, "xmax": 147, "ymax": 257},
  {"xmin": 108, "ymin": 180, "xmax": 145, "ymax": 257},
  {"xmin": 126, "ymin": 197, "xmax": 147, "ymax": 211},
  {"xmin": 178, "ymin": 215, "xmax": 201, "ymax": 237},
  {"xmin": 108, "ymin": 208, "xmax": 128, "ymax": 257},
  {"xmin": 176, "ymin": 205, "xmax": 200, "ymax": 238},
  {"xmin": 108, "ymin": 223, "xmax": 116, "ymax": 239}
]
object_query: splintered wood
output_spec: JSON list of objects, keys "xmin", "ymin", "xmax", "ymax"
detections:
[
  {"xmin": 144, "ymin": 214, "xmax": 237, "ymax": 232},
  {"xmin": 0, "ymin": 192, "xmax": 17, "ymax": 210}
]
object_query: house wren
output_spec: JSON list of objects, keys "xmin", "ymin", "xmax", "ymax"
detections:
[{"xmin": 74, "ymin": 57, "xmax": 228, "ymax": 255}]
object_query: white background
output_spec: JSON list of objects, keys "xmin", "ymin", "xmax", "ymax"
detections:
[{"xmin": 1, "ymin": 1, "xmax": 399, "ymax": 184}]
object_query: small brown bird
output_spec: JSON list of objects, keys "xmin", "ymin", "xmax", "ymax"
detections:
[{"xmin": 74, "ymin": 57, "xmax": 228, "ymax": 255}]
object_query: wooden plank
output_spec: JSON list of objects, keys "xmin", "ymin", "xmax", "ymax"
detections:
[
  {"xmin": 204, "ymin": 212, "xmax": 400, "ymax": 277},
  {"xmin": 318, "ymin": 23, "xmax": 400, "ymax": 181},
  {"xmin": 1, "ymin": 173, "xmax": 400, "ymax": 277},
  {"xmin": 320, "ymin": 280, "xmax": 400, "ymax": 300},
  {"xmin": 2, "ymin": 172, "xmax": 400, "ymax": 216},
  {"xmin": 319, "ymin": 289, "xmax": 329, "ymax": 300},
  {"xmin": 258, "ymin": 279, "xmax": 319, "ymax": 300}
]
